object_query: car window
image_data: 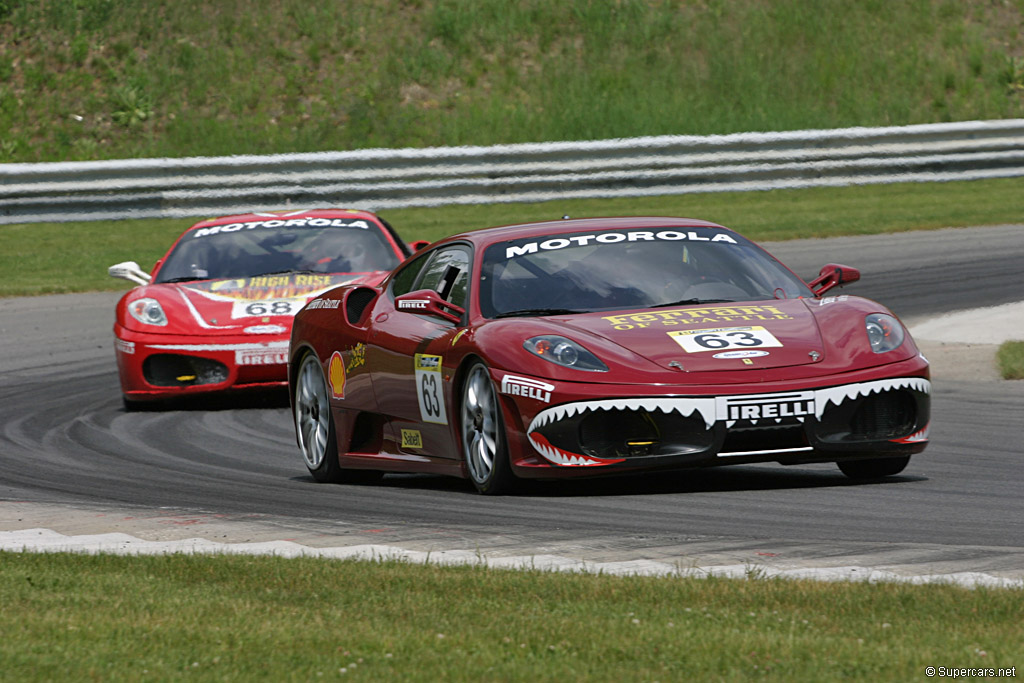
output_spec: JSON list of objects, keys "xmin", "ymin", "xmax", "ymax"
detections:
[
  {"xmin": 415, "ymin": 246, "xmax": 471, "ymax": 308},
  {"xmin": 389, "ymin": 250, "xmax": 434, "ymax": 297},
  {"xmin": 154, "ymin": 219, "xmax": 402, "ymax": 283},
  {"xmin": 479, "ymin": 227, "xmax": 813, "ymax": 318}
]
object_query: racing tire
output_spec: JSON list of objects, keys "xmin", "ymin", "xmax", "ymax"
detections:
[
  {"xmin": 460, "ymin": 361, "xmax": 517, "ymax": 495},
  {"xmin": 837, "ymin": 455, "xmax": 911, "ymax": 480},
  {"xmin": 294, "ymin": 351, "xmax": 381, "ymax": 484}
]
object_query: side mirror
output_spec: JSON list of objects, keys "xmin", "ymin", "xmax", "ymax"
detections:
[
  {"xmin": 394, "ymin": 289, "xmax": 465, "ymax": 324},
  {"xmin": 108, "ymin": 261, "xmax": 152, "ymax": 286},
  {"xmin": 408, "ymin": 240, "xmax": 431, "ymax": 252},
  {"xmin": 809, "ymin": 263, "xmax": 860, "ymax": 295}
]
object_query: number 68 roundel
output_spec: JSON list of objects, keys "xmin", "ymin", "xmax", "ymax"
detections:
[{"xmin": 414, "ymin": 354, "xmax": 448, "ymax": 424}]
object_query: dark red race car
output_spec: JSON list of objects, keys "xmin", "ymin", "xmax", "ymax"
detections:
[
  {"xmin": 110, "ymin": 208, "xmax": 416, "ymax": 408},
  {"xmin": 288, "ymin": 216, "xmax": 930, "ymax": 494}
]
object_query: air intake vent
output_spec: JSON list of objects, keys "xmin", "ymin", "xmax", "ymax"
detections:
[
  {"xmin": 346, "ymin": 288, "xmax": 378, "ymax": 325},
  {"xmin": 818, "ymin": 389, "xmax": 918, "ymax": 442},
  {"xmin": 143, "ymin": 354, "xmax": 228, "ymax": 387}
]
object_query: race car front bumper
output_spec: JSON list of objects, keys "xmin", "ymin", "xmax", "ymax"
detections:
[
  {"xmin": 114, "ymin": 325, "xmax": 290, "ymax": 401},
  {"xmin": 495, "ymin": 357, "xmax": 931, "ymax": 477}
]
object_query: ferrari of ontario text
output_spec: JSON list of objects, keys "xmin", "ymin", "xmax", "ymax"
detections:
[{"xmin": 288, "ymin": 216, "xmax": 930, "ymax": 494}]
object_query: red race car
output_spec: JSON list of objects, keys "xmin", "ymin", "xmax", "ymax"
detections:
[
  {"xmin": 110, "ymin": 208, "xmax": 415, "ymax": 409},
  {"xmin": 288, "ymin": 216, "xmax": 930, "ymax": 494}
]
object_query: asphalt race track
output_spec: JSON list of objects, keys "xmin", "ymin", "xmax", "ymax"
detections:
[{"xmin": 2, "ymin": 224, "xmax": 1023, "ymax": 580}]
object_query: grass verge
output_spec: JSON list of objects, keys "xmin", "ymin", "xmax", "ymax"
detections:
[
  {"xmin": 2, "ymin": 177, "xmax": 1024, "ymax": 297},
  {"xmin": 2, "ymin": 551, "xmax": 1022, "ymax": 681},
  {"xmin": 2, "ymin": 0, "xmax": 1022, "ymax": 163},
  {"xmin": 997, "ymin": 341, "xmax": 1024, "ymax": 380}
]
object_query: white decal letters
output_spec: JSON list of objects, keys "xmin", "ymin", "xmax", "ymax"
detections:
[{"xmin": 500, "ymin": 375, "xmax": 554, "ymax": 403}]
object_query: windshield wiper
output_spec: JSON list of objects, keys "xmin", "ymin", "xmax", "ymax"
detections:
[
  {"xmin": 494, "ymin": 308, "xmax": 590, "ymax": 319},
  {"xmin": 251, "ymin": 268, "xmax": 320, "ymax": 277},
  {"xmin": 160, "ymin": 276, "xmax": 206, "ymax": 283},
  {"xmin": 650, "ymin": 298, "xmax": 736, "ymax": 308}
]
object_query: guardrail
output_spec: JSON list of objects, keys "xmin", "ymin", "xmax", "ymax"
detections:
[{"xmin": 2, "ymin": 119, "xmax": 1024, "ymax": 224}]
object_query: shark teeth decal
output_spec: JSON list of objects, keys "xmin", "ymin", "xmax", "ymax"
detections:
[
  {"xmin": 529, "ymin": 398, "xmax": 718, "ymax": 433},
  {"xmin": 813, "ymin": 377, "xmax": 931, "ymax": 419},
  {"xmin": 891, "ymin": 422, "xmax": 930, "ymax": 444},
  {"xmin": 524, "ymin": 377, "xmax": 930, "ymax": 467},
  {"xmin": 527, "ymin": 432, "xmax": 624, "ymax": 467},
  {"xmin": 527, "ymin": 397, "xmax": 716, "ymax": 468}
]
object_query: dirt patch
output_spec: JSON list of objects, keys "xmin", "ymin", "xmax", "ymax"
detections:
[{"xmin": 916, "ymin": 340, "xmax": 1001, "ymax": 382}]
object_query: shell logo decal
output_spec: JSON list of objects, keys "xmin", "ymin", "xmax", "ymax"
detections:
[{"xmin": 328, "ymin": 351, "xmax": 346, "ymax": 399}]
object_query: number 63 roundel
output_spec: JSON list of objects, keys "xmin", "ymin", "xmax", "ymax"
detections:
[
  {"xmin": 414, "ymin": 354, "xmax": 448, "ymax": 424},
  {"xmin": 668, "ymin": 326, "xmax": 783, "ymax": 354}
]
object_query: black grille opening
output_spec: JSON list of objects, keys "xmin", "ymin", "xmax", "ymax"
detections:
[
  {"xmin": 850, "ymin": 391, "xmax": 915, "ymax": 439},
  {"xmin": 818, "ymin": 389, "xmax": 917, "ymax": 442},
  {"xmin": 566, "ymin": 408, "xmax": 713, "ymax": 460},
  {"xmin": 143, "ymin": 354, "xmax": 228, "ymax": 387}
]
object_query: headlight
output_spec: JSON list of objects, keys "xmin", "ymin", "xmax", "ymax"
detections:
[
  {"xmin": 523, "ymin": 335, "xmax": 608, "ymax": 372},
  {"xmin": 865, "ymin": 313, "xmax": 904, "ymax": 353},
  {"xmin": 127, "ymin": 297, "xmax": 168, "ymax": 326}
]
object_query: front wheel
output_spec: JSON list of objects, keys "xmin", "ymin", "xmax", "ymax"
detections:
[
  {"xmin": 460, "ymin": 361, "xmax": 516, "ymax": 495},
  {"xmin": 837, "ymin": 455, "xmax": 910, "ymax": 480}
]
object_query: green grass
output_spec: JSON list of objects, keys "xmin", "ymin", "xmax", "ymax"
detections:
[
  {"xmin": 997, "ymin": 341, "xmax": 1024, "ymax": 379},
  {"xmin": 1, "ymin": 0, "xmax": 1022, "ymax": 162},
  {"xmin": 3, "ymin": 177, "xmax": 1024, "ymax": 298},
  {"xmin": 2, "ymin": 551, "xmax": 1021, "ymax": 681}
]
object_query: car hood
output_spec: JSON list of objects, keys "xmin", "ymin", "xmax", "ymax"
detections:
[
  {"xmin": 119, "ymin": 273, "xmax": 381, "ymax": 335},
  {"xmin": 559, "ymin": 299, "xmax": 825, "ymax": 372}
]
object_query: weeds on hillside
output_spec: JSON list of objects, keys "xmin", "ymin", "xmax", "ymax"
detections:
[{"xmin": 0, "ymin": 0, "xmax": 1022, "ymax": 162}]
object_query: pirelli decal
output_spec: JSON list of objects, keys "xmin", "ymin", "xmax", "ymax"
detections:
[
  {"xmin": 501, "ymin": 375, "xmax": 553, "ymax": 403},
  {"xmin": 398, "ymin": 298, "xmax": 430, "ymax": 311},
  {"xmin": 718, "ymin": 392, "xmax": 815, "ymax": 426},
  {"xmin": 235, "ymin": 349, "xmax": 287, "ymax": 366}
]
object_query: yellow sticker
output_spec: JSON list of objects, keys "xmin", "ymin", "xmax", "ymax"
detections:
[
  {"xmin": 414, "ymin": 353, "xmax": 442, "ymax": 371},
  {"xmin": 346, "ymin": 342, "xmax": 367, "ymax": 371},
  {"xmin": 401, "ymin": 429, "xmax": 423, "ymax": 449}
]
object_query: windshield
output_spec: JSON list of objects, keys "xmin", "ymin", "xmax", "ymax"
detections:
[
  {"xmin": 154, "ymin": 220, "xmax": 401, "ymax": 284},
  {"xmin": 479, "ymin": 227, "xmax": 813, "ymax": 318}
]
